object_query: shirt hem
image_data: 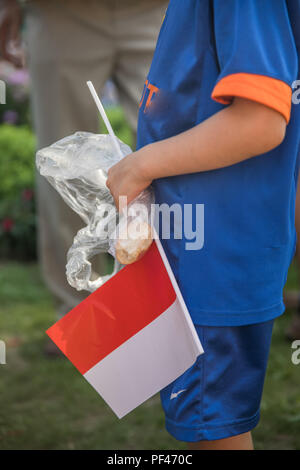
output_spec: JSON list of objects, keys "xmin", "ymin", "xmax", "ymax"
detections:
[
  {"xmin": 188, "ymin": 300, "xmax": 285, "ymax": 326},
  {"xmin": 165, "ymin": 410, "xmax": 260, "ymax": 442}
]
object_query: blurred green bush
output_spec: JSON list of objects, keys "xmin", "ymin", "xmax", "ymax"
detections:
[
  {"xmin": 0, "ymin": 124, "xmax": 36, "ymax": 261},
  {"xmin": 0, "ymin": 105, "xmax": 133, "ymax": 261},
  {"xmin": 0, "ymin": 124, "xmax": 35, "ymax": 199}
]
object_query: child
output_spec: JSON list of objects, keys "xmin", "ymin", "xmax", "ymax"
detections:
[{"xmin": 106, "ymin": 0, "xmax": 300, "ymax": 450}]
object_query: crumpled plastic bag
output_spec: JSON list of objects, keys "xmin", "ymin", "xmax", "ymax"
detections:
[{"xmin": 36, "ymin": 131, "xmax": 154, "ymax": 293}]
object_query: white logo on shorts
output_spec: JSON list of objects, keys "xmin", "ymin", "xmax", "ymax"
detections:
[{"xmin": 170, "ymin": 389, "xmax": 187, "ymax": 400}]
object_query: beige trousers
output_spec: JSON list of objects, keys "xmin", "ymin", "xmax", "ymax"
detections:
[{"xmin": 23, "ymin": 0, "xmax": 167, "ymax": 316}]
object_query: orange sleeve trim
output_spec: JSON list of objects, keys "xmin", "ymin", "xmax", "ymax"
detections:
[{"xmin": 211, "ymin": 73, "xmax": 292, "ymax": 124}]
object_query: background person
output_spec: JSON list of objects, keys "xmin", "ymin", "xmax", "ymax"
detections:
[{"xmin": 0, "ymin": 0, "xmax": 168, "ymax": 354}]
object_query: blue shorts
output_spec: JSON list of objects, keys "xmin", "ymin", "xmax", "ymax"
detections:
[{"xmin": 160, "ymin": 319, "xmax": 274, "ymax": 442}]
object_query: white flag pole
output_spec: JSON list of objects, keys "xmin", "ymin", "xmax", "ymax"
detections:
[
  {"xmin": 153, "ymin": 234, "xmax": 204, "ymax": 355},
  {"xmin": 86, "ymin": 80, "xmax": 123, "ymax": 159},
  {"xmin": 86, "ymin": 80, "xmax": 122, "ymax": 275},
  {"xmin": 86, "ymin": 80, "xmax": 202, "ymax": 354}
]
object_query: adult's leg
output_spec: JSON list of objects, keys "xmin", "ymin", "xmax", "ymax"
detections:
[
  {"xmin": 113, "ymin": 0, "xmax": 168, "ymax": 142},
  {"xmin": 23, "ymin": 0, "xmax": 114, "ymax": 317}
]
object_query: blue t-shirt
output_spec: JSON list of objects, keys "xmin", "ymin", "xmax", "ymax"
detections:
[{"xmin": 137, "ymin": 0, "xmax": 300, "ymax": 326}]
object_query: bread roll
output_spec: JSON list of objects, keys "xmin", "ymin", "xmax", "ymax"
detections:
[{"xmin": 115, "ymin": 219, "xmax": 153, "ymax": 265}]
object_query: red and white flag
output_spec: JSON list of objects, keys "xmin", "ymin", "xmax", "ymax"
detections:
[{"xmin": 46, "ymin": 239, "xmax": 203, "ymax": 418}]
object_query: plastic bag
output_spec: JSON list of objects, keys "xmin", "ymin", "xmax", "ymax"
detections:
[{"xmin": 36, "ymin": 131, "xmax": 154, "ymax": 292}]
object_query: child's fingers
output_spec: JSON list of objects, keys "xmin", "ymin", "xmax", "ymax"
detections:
[{"xmin": 118, "ymin": 195, "xmax": 128, "ymax": 214}]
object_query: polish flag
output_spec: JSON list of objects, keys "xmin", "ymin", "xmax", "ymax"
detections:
[{"xmin": 46, "ymin": 239, "xmax": 203, "ymax": 418}]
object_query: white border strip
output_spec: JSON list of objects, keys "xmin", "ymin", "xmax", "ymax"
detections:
[{"xmin": 153, "ymin": 230, "xmax": 204, "ymax": 355}]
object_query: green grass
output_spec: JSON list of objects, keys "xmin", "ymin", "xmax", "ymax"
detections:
[
  {"xmin": 0, "ymin": 262, "xmax": 182, "ymax": 450},
  {"xmin": 0, "ymin": 261, "xmax": 299, "ymax": 450}
]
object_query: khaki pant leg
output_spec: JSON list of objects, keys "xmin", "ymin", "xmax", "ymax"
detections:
[
  {"xmin": 113, "ymin": 0, "xmax": 168, "ymax": 144},
  {"xmin": 23, "ymin": 0, "xmax": 115, "ymax": 315}
]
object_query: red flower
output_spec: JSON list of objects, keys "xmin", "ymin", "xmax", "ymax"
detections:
[
  {"xmin": 22, "ymin": 189, "xmax": 34, "ymax": 201},
  {"xmin": 2, "ymin": 218, "xmax": 14, "ymax": 232}
]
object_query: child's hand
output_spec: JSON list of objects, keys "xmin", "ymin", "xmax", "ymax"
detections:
[{"xmin": 106, "ymin": 150, "xmax": 152, "ymax": 211}]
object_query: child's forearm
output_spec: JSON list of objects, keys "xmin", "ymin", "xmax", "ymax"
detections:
[
  {"xmin": 106, "ymin": 97, "xmax": 287, "ymax": 209},
  {"xmin": 138, "ymin": 97, "xmax": 287, "ymax": 181}
]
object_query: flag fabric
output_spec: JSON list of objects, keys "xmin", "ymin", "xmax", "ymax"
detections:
[{"xmin": 46, "ymin": 239, "xmax": 203, "ymax": 418}]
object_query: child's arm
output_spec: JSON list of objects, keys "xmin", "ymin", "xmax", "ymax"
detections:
[{"xmin": 107, "ymin": 97, "xmax": 287, "ymax": 209}]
